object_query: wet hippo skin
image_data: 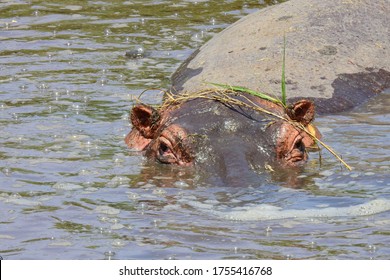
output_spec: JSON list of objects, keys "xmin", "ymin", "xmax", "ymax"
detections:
[
  {"xmin": 126, "ymin": 0, "xmax": 389, "ymax": 186},
  {"xmin": 171, "ymin": 0, "xmax": 389, "ymax": 113}
]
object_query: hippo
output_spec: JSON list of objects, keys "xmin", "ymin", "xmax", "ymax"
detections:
[{"xmin": 125, "ymin": 0, "xmax": 389, "ymax": 186}]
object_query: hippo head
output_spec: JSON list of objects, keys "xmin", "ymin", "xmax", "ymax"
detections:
[{"xmin": 125, "ymin": 94, "xmax": 320, "ymax": 185}]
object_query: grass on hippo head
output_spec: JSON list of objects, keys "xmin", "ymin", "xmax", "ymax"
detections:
[
  {"xmin": 208, "ymin": 83, "xmax": 285, "ymax": 107},
  {"xmin": 209, "ymin": 34, "xmax": 288, "ymax": 108},
  {"xmin": 157, "ymin": 88, "xmax": 352, "ymax": 171}
]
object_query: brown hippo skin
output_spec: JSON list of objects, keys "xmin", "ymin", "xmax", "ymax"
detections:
[
  {"xmin": 126, "ymin": 95, "xmax": 320, "ymax": 186},
  {"xmin": 125, "ymin": 0, "xmax": 389, "ymax": 186},
  {"xmin": 126, "ymin": 98, "xmax": 317, "ymax": 165}
]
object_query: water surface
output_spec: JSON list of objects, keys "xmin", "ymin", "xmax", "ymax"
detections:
[{"xmin": 0, "ymin": 0, "xmax": 389, "ymax": 260}]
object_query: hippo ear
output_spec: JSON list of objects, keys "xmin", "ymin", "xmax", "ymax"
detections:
[
  {"xmin": 130, "ymin": 104, "xmax": 161, "ymax": 138},
  {"xmin": 287, "ymin": 100, "xmax": 315, "ymax": 125}
]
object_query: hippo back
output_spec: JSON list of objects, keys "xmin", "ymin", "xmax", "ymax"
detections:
[{"xmin": 172, "ymin": 0, "xmax": 389, "ymax": 113}]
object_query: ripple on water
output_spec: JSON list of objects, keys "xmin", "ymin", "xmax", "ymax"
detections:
[
  {"xmin": 95, "ymin": 205, "xmax": 120, "ymax": 216},
  {"xmin": 48, "ymin": 240, "xmax": 73, "ymax": 247},
  {"xmin": 5, "ymin": 197, "xmax": 42, "ymax": 207},
  {"xmin": 107, "ymin": 176, "xmax": 130, "ymax": 188},
  {"xmin": 63, "ymin": 5, "xmax": 83, "ymax": 11},
  {"xmin": 111, "ymin": 223, "xmax": 125, "ymax": 230},
  {"xmin": 0, "ymin": 234, "xmax": 16, "ymax": 240},
  {"xmin": 184, "ymin": 199, "xmax": 390, "ymax": 222},
  {"xmin": 152, "ymin": 189, "xmax": 167, "ymax": 196},
  {"xmin": 112, "ymin": 239, "xmax": 127, "ymax": 247},
  {"xmin": 52, "ymin": 182, "xmax": 83, "ymax": 191},
  {"xmin": 127, "ymin": 191, "xmax": 140, "ymax": 200}
]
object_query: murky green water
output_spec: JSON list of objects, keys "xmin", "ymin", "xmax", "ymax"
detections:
[{"xmin": 1, "ymin": 0, "xmax": 389, "ymax": 260}]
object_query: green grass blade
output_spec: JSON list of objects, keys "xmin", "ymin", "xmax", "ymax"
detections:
[
  {"xmin": 281, "ymin": 35, "xmax": 287, "ymax": 107},
  {"xmin": 209, "ymin": 82, "xmax": 282, "ymax": 105}
]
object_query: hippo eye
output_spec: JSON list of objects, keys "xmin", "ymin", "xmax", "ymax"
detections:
[
  {"xmin": 154, "ymin": 126, "xmax": 192, "ymax": 166},
  {"xmin": 156, "ymin": 137, "xmax": 178, "ymax": 164},
  {"xmin": 159, "ymin": 142, "xmax": 169, "ymax": 154}
]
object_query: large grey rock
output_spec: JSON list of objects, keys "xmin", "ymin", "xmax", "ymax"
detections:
[{"xmin": 172, "ymin": 0, "xmax": 389, "ymax": 112}]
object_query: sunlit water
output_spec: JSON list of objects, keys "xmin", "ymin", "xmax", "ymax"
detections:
[{"xmin": 1, "ymin": 0, "xmax": 389, "ymax": 260}]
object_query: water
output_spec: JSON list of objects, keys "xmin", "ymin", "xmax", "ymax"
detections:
[{"xmin": 0, "ymin": 0, "xmax": 389, "ymax": 260}]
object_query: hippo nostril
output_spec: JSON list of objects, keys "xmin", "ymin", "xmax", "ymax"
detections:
[
  {"xmin": 158, "ymin": 142, "xmax": 171, "ymax": 159},
  {"xmin": 283, "ymin": 135, "xmax": 307, "ymax": 164},
  {"xmin": 294, "ymin": 138, "xmax": 305, "ymax": 153}
]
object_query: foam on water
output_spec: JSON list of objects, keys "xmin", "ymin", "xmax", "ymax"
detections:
[{"xmin": 186, "ymin": 199, "xmax": 390, "ymax": 221}]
